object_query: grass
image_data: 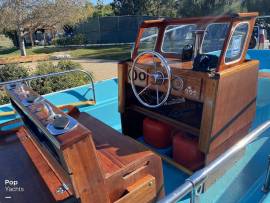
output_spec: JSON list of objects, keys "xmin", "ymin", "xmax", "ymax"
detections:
[{"xmin": 0, "ymin": 45, "xmax": 132, "ymax": 61}]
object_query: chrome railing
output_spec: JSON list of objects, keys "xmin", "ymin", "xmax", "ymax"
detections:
[
  {"xmin": 0, "ymin": 69, "xmax": 96, "ymax": 103},
  {"xmin": 158, "ymin": 120, "xmax": 270, "ymax": 203}
]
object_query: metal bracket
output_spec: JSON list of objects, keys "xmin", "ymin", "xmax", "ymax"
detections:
[
  {"xmin": 186, "ymin": 179, "xmax": 203, "ymax": 203},
  {"xmin": 56, "ymin": 183, "xmax": 69, "ymax": 194}
]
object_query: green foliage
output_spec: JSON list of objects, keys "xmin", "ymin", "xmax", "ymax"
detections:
[
  {"xmin": 243, "ymin": 0, "xmax": 270, "ymax": 15},
  {"xmin": 0, "ymin": 60, "xmax": 92, "ymax": 105},
  {"xmin": 111, "ymin": 0, "xmax": 159, "ymax": 16},
  {"xmin": 0, "ymin": 64, "xmax": 30, "ymax": 82},
  {"xmin": 177, "ymin": 0, "xmax": 242, "ymax": 17},
  {"xmin": 110, "ymin": 0, "xmax": 179, "ymax": 16},
  {"xmin": 111, "ymin": 0, "xmax": 246, "ymax": 17},
  {"xmin": 93, "ymin": 0, "xmax": 114, "ymax": 17},
  {"xmin": 0, "ymin": 63, "xmax": 30, "ymax": 105},
  {"xmin": 31, "ymin": 60, "xmax": 90, "ymax": 95},
  {"xmin": 53, "ymin": 34, "xmax": 87, "ymax": 46},
  {"xmin": 0, "ymin": 92, "xmax": 10, "ymax": 104},
  {"xmin": 57, "ymin": 60, "xmax": 82, "ymax": 70}
]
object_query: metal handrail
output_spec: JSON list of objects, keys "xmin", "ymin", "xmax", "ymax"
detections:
[
  {"xmin": 0, "ymin": 69, "xmax": 96, "ymax": 103},
  {"xmin": 158, "ymin": 120, "xmax": 270, "ymax": 203}
]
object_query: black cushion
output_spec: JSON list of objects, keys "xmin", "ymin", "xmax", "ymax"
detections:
[
  {"xmin": 193, "ymin": 54, "xmax": 219, "ymax": 72},
  {"xmin": 182, "ymin": 44, "xmax": 194, "ymax": 61},
  {"xmin": 52, "ymin": 116, "xmax": 70, "ymax": 129}
]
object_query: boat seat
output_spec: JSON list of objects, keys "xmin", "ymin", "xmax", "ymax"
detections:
[{"xmin": 75, "ymin": 112, "xmax": 164, "ymax": 201}]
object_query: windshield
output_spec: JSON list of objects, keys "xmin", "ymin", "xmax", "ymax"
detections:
[
  {"xmin": 137, "ymin": 27, "xmax": 159, "ymax": 53},
  {"xmin": 201, "ymin": 23, "xmax": 230, "ymax": 56},
  {"xmin": 162, "ymin": 24, "xmax": 197, "ymax": 54}
]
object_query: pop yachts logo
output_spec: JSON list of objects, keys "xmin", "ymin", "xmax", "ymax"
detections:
[{"xmin": 4, "ymin": 180, "xmax": 24, "ymax": 192}]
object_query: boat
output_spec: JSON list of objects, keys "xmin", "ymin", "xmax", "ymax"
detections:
[{"xmin": 1, "ymin": 12, "xmax": 270, "ymax": 203}]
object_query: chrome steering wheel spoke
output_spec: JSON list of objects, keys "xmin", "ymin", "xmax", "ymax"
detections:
[
  {"xmin": 134, "ymin": 65, "xmax": 151, "ymax": 76},
  {"xmin": 138, "ymin": 84, "xmax": 151, "ymax": 96},
  {"xmin": 131, "ymin": 51, "xmax": 172, "ymax": 108}
]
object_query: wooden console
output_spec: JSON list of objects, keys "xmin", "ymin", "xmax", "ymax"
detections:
[{"xmin": 118, "ymin": 12, "xmax": 259, "ymax": 173}]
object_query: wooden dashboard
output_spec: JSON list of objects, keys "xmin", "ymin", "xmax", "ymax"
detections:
[{"xmin": 126, "ymin": 60, "xmax": 206, "ymax": 102}]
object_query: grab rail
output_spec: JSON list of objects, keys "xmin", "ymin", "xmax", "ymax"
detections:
[
  {"xmin": 0, "ymin": 69, "xmax": 96, "ymax": 108},
  {"xmin": 158, "ymin": 120, "xmax": 270, "ymax": 203}
]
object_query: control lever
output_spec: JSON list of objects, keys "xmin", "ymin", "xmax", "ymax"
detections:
[
  {"xmin": 18, "ymin": 84, "xmax": 29, "ymax": 96},
  {"xmin": 43, "ymin": 102, "xmax": 59, "ymax": 120}
]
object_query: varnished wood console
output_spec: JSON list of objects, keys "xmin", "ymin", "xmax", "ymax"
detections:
[{"xmin": 118, "ymin": 12, "xmax": 259, "ymax": 174}]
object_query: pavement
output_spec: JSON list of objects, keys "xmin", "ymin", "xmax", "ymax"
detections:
[
  {"xmin": 22, "ymin": 58, "xmax": 119, "ymax": 82},
  {"xmin": 72, "ymin": 58, "xmax": 118, "ymax": 81}
]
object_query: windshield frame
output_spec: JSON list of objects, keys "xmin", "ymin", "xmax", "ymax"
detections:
[
  {"xmin": 224, "ymin": 21, "xmax": 250, "ymax": 65},
  {"xmin": 131, "ymin": 13, "xmax": 257, "ymax": 72}
]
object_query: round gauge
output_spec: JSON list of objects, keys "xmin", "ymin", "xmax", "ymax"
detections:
[
  {"xmin": 172, "ymin": 76, "xmax": 184, "ymax": 90},
  {"xmin": 138, "ymin": 72, "xmax": 146, "ymax": 81}
]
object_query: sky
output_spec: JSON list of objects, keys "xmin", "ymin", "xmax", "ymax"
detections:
[{"xmin": 91, "ymin": 0, "xmax": 113, "ymax": 5}]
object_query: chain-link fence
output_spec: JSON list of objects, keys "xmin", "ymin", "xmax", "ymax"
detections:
[{"xmin": 74, "ymin": 16, "xmax": 159, "ymax": 44}]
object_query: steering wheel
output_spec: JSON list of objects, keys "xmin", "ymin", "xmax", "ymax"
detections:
[{"xmin": 131, "ymin": 51, "xmax": 172, "ymax": 108}]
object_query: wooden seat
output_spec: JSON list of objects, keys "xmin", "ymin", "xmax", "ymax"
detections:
[
  {"xmin": 4, "ymin": 84, "xmax": 164, "ymax": 203},
  {"xmin": 76, "ymin": 112, "xmax": 164, "ymax": 202}
]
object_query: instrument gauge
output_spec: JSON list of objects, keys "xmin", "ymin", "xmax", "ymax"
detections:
[{"xmin": 172, "ymin": 77, "xmax": 184, "ymax": 91}]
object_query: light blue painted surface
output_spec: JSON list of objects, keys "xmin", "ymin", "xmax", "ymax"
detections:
[{"xmin": 247, "ymin": 49, "xmax": 270, "ymax": 70}]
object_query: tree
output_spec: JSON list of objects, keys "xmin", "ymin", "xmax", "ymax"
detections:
[
  {"xmin": 93, "ymin": 0, "xmax": 114, "ymax": 17},
  {"xmin": 177, "ymin": 0, "xmax": 242, "ymax": 17},
  {"xmin": 111, "ymin": 0, "xmax": 245, "ymax": 17},
  {"xmin": 0, "ymin": 0, "xmax": 92, "ymax": 56},
  {"xmin": 111, "ymin": 0, "xmax": 163, "ymax": 16},
  {"xmin": 244, "ymin": 0, "xmax": 270, "ymax": 15}
]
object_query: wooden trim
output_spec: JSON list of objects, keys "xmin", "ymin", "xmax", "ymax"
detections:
[
  {"xmin": 118, "ymin": 61, "xmax": 128, "ymax": 113},
  {"xmin": 140, "ymin": 13, "xmax": 258, "ymax": 28},
  {"xmin": 16, "ymin": 128, "xmax": 72, "ymax": 202},
  {"xmin": 216, "ymin": 20, "xmax": 235, "ymax": 72},
  {"xmin": 199, "ymin": 78, "xmax": 219, "ymax": 152},
  {"xmin": 114, "ymin": 175, "xmax": 156, "ymax": 203},
  {"xmin": 132, "ymin": 28, "xmax": 145, "ymax": 60},
  {"xmin": 0, "ymin": 118, "xmax": 22, "ymax": 136},
  {"xmin": 218, "ymin": 18, "xmax": 257, "ymax": 71},
  {"xmin": 62, "ymin": 136, "xmax": 110, "ymax": 203},
  {"xmin": 0, "ymin": 54, "xmax": 49, "ymax": 65},
  {"xmin": 155, "ymin": 26, "xmax": 166, "ymax": 53}
]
